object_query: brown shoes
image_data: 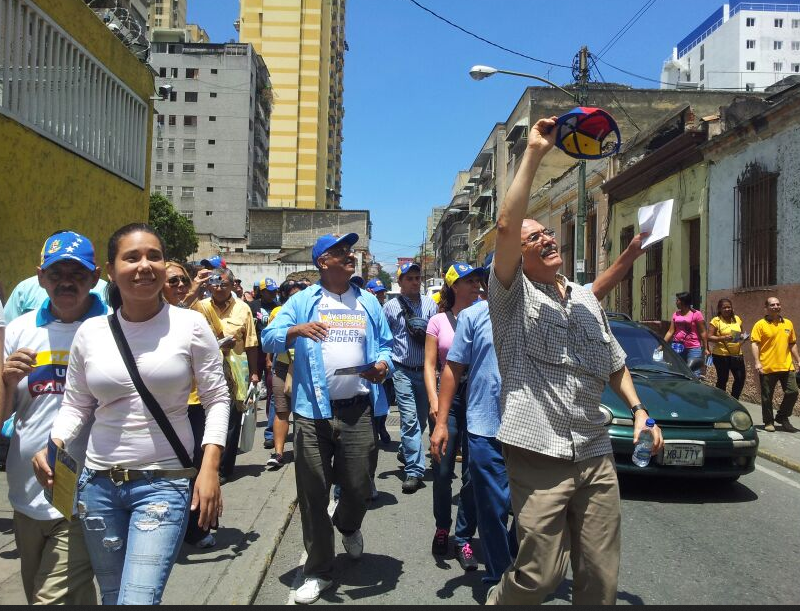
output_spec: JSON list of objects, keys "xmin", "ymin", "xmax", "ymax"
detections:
[{"xmin": 776, "ymin": 417, "xmax": 798, "ymax": 433}]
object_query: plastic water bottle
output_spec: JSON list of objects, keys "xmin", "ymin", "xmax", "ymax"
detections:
[{"xmin": 632, "ymin": 418, "xmax": 656, "ymax": 467}]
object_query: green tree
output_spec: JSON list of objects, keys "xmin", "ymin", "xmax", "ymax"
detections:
[
  {"xmin": 148, "ymin": 193, "xmax": 198, "ymax": 262},
  {"xmin": 377, "ymin": 269, "xmax": 393, "ymax": 289}
]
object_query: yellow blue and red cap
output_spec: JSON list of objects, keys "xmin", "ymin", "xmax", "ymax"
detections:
[
  {"xmin": 445, "ymin": 262, "xmax": 481, "ymax": 287},
  {"xmin": 40, "ymin": 231, "xmax": 96, "ymax": 271},
  {"xmin": 396, "ymin": 261, "xmax": 421, "ymax": 279}
]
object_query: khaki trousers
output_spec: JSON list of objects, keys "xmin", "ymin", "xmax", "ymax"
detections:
[
  {"xmin": 487, "ymin": 448, "xmax": 621, "ymax": 606},
  {"xmin": 13, "ymin": 510, "xmax": 97, "ymax": 605}
]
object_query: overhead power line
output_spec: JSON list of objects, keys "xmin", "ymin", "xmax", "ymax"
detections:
[
  {"xmin": 406, "ymin": 0, "xmax": 571, "ymax": 69},
  {"xmin": 596, "ymin": 0, "xmax": 659, "ymax": 59}
]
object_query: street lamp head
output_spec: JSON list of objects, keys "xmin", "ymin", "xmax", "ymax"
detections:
[{"xmin": 469, "ymin": 65, "xmax": 498, "ymax": 81}]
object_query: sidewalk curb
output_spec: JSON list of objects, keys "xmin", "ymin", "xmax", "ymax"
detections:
[
  {"xmin": 757, "ymin": 449, "xmax": 800, "ymax": 474},
  {"xmin": 201, "ymin": 462, "xmax": 299, "ymax": 606}
]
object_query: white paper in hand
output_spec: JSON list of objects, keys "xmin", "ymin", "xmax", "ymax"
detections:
[{"xmin": 637, "ymin": 199, "xmax": 674, "ymax": 248}]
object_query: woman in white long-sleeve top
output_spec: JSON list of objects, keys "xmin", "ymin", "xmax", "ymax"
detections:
[{"xmin": 34, "ymin": 223, "xmax": 230, "ymax": 605}]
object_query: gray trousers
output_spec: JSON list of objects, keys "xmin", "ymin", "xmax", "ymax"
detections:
[{"xmin": 294, "ymin": 397, "xmax": 377, "ymax": 579}]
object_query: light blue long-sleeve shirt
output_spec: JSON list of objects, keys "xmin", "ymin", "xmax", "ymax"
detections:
[{"xmin": 261, "ymin": 283, "xmax": 395, "ymax": 419}]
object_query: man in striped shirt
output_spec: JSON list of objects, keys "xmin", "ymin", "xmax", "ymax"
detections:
[{"xmin": 382, "ymin": 262, "xmax": 438, "ymax": 493}]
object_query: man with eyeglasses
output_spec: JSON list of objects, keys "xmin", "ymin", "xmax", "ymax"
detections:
[
  {"xmin": 485, "ymin": 117, "xmax": 664, "ymax": 606},
  {"xmin": 262, "ymin": 233, "xmax": 394, "ymax": 605},
  {"xmin": 196, "ymin": 267, "xmax": 260, "ymax": 483},
  {"xmin": 1, "ymin": 231, "xmax": 104, "ymax": 604}
]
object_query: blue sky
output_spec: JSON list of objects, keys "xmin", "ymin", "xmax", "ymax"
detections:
[{"xmin": 188, "ymin": 0, "xmax": 724, "ymax": 270}]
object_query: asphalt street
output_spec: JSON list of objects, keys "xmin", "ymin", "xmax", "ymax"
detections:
[{"xmin": 256, "ymin": 415, "xmax": 800, "ymax": 606}]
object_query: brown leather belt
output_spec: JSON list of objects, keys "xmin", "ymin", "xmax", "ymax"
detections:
[{"xmin": 96, "ymin": 466, "xmax": 197, "ymax": 486}]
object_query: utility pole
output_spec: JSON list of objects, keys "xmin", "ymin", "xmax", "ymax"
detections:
[{"xmin": 574, "ymin": 46, "xmax": 590, "ymax": 286}]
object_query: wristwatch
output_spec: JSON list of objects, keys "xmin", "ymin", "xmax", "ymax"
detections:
[{"xmin": 630, "ymin": 403, "xmax": 649, "ymax": 417}]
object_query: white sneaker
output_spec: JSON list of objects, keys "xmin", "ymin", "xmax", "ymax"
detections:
[
  {"xmin": 194, "ymin": 533, "xmax": 216, "ymax": 549},
  {"xmin": 341, "ymin": 529, "xmax": 363, "ymax": 559},
  {"xmin": 294, "ymin": 576, "xmax": 333, "ymax": 605},
  {"xmin": 369, "ymin": 480, "xmax": 379, "ymax": 501}
]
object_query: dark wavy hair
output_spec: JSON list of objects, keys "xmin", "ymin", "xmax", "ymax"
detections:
[
  {"xmin": 106, "ymin": 223, "xmax": 167, "ymax": 310},
  {"xmin": 716, "ymin": 298, "xmax": 735, "ymax": 319},
  {"xmin": 675, "ymin": 291, "xmax": 693, "ymax": 310}
]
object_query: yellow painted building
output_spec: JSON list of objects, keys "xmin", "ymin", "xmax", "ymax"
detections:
[
  {"xmin": 606, "ymin": 156, "xmax": 709, "ymax": 323},
  {"xmin": 0, "ymin": 0, "xmax": 154, "ymax": 292},
  {"xmin": 238, "ymin": 0, "xmax": 345, "ymax": 209}
]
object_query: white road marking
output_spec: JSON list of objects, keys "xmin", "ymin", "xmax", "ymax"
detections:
[{"xmin": 755, "ymin": 463, "xmax": 800, "ymax": 491}]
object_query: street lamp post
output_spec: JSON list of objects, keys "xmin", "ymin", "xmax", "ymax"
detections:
[{"xmin": 469, "ymin": 47, "xmax": 590, "ymax": 285}]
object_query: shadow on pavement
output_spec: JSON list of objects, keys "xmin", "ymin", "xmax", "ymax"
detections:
[
  {"xmin": 543, "ymin": 579, "xmax": 645, "ymax": 605},
  {"xmin": 618, "ymin": 475, "xmax": 758, "ymax": 503},
  {"xmin": 175, "ymin": 526, "xmax": 261, "ymax": 565},
  {"xmin": 227, "ymin": 463, "xmax": 267, "ymax": 482},
  {"xmin": 435, "ymin": 569, "xmax": 488, "ymax": 603},
  {"xmin": 322, "ymin": 553, "xmax": 404, "ymax": 602},
  {"xmin": 367, "ymin": 491, "xmax": 398, "ymax": 509}
]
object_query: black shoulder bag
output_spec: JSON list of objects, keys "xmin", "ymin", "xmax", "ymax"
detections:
[
  {"xmin": 108, "ymin": 313, "xmax": 197, "ymax": 473},
  {"xmin": 396, "ymin": 296, "xmax": 429, "ymax": 345}
]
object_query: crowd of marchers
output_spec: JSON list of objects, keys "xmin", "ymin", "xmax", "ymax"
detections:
[{"xmin": 2, "ymin": 118, "xmax": 800, "ymax": 606}]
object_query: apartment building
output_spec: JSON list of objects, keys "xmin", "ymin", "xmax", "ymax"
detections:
[
  {"xmin": 238, "ymin": 0, "xmax": 346, "ymax": 209},
  {"xmin": 150, "ymin": 42, "xmax": 270, "ymax": 241},
  {"xmin": 661, "ymin": 1, "xmax": 800, "ymax": 90}
]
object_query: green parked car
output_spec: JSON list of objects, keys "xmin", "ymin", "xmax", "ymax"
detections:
[{"xmin": 601, "ymin": 314, "xmax": 758, "ymax": 480}]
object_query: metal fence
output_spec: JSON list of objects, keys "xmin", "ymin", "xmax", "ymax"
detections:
[{"xmin": 0, "ymin": 0, "xmax": 149, "ymax": 186}]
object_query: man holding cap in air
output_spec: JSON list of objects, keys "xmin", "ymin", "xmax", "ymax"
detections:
[
  {"xmin": 262, "ymin": 233, "xmax": 394, "ymax": 605},
  {"xmin": 2, "ymin": 231, "xmax": 105, "ymax": 604}
]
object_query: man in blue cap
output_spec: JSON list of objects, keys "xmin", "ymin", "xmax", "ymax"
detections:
[
  {"xmin": 365, "ymin": 278, "xmax": 387, "ymax": 305},
  {"xmin": 262, "ymin": 233, "xmax": 394, "ymax": 605},
  {"xmin": 199, "ymin": 255, "xmax": 226, "ymax": 270},
  {"xmin": 2, "ymin": 230, "xmax": 105, "ymax": 604},
  {"xmin": 3, "ymin": 230, "xmax": 107, "ymax": 323},
  {"xmin": 383, "ymin": 261, "xmax": 438, "ymax": 493}
]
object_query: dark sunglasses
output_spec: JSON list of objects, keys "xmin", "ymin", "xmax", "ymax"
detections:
[{"xmin": 167, "ymin": 275, "xmax": 190, "ymax": 287}]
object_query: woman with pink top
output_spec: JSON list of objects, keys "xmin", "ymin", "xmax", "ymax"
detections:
[
  {"xmin": 423, "ymin": 263, "xmax": 480, "ymax": 571},
  {"xmin": 664, "ymin": 291, "xmax": 710, "ymax": 376},
  {"xmin": 37, "ymin": 224, "xmax": 230, "ymax": 605}
]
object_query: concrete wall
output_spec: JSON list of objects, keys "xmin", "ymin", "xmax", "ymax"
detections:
[
  {"xmin": 0, "ymin": 0, "xmax": 154, "ymax": 292},
  {"xmin": 707, "ymin": 126, "xmax": 800, "ymax": 292},
  {"xmin": 248, "ymin": 208, "xmax": 370, "ymax": 250}
]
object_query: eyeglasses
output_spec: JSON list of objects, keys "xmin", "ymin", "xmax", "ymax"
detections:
[
  {"xmin": 323, "ymin": 246, "xmax": 355, "ymax": 258},
  {"xmin": 521, "ymin": 228, "xmax": 556, "ymax": 246},
  {"xmin": 167, "ymin": 275, "xmax": 190, "ymax": 287}
]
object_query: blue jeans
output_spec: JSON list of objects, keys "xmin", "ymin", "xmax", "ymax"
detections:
[
  {"xmin": 263, "ymin": 394, "xmax": 276, "ymax": 442},
  {"xmin": 468, "ymin": 433, "xmax": 518, "ymax": 584},
  {"xmin": 680, "ymin": 346, "xmax": 704, "ymax": 377},
  {"xmin": 432, "ymin": 392, "xmax": 477, "ymax": 546},
  {"xmin": 393, "ymin": 365, "xmax": 430, "ymax": 478},
  {"xmin": 77, "ymin": 469, "xmax": 190, "ymax": 605}
]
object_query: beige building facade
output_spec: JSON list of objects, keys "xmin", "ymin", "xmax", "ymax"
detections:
[{"xmin": 238, "ymin": 0, "xmax": 345, "ymax": 210}]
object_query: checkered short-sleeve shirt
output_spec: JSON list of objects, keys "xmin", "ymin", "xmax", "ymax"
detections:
[{"xmin": 488, "ymin": 265, "xmax": 627, "ymax": 461}]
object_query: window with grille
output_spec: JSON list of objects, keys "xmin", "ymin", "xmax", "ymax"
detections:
[
  {"xmin": 168, "ymin": 115, "xmax": 176, "ymax": 126},
  {"xmin": 776, "ymin": 18, "xmax": 784, "ymax": 28},
  {"xmin": 793, "ymin": 41, "xmax": 800, "ymax": 50},
  {"xmin": 734, "ymin": 163, "xmax": 778, "ymax": 289},
  {"xmin": 560, "ymin": 211, "xmax": 575, "ymax": 280},
  {"xmin": 747, "ymin": 61, "xmax": 756, "ymax": 71},
  {"xmin": 747, "ymin": 17, "xmax": 755, "ymax": 26},
  {"xmin": 640, "ymin": 242, "xmax": 663, "ymax": 321},
  {"xmin": 616, "ymin": 225, "xmax": 635, "ymax": 317},
  {"xmin": 167, "ymin": 162, "xmax": 174, "ymax": 173},
  {"xmin": 585, "ymin": 207, "xmax": 597, "ymax": 283},
  {"xmin": 165, "ymin": 185, "xmax": 173, "ymax": 197},
  {"xmin": 182, "ymin": 163, "xmax": 194, "ymax": 173},
  {"xmin": 184, "ymin": 139, "xmax": 195, "ymax": 149},
  {"xmin": 181, "ymin": 186, "xmax": 194, "ymax": 198},
  {"xmin": 179, "ymin": 210, "xmax": 193, "ymax": 221},
  {"xmin": 746, "ymin": 39, "xmax": 755, "ymax": 49},
  {"xmin": 774, "ymin": 62, "xmax": 784, "ymax": 72},
  {"xmin": 184, "ymin": 115, "xmax": 197, "ymax": 127},
  {"xmin": 0, "ymin": 0, "xmax": 148, "ymax": 186},
  {"xmin": 185, "ymin": 68, "xmax": 199, "ymax": 79},
  {"xmin": 184, "ymin": 92, "xmax": 198, "ymax": 102}
]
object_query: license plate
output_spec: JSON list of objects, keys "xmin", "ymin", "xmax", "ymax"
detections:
[{"xmin": 661, "ymin": 442, "xmax": 704, "ymax": 466}]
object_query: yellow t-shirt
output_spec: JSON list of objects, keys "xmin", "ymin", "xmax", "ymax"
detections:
[
  {"xmin": 710, "ymin": 315, "xmax": 744, "ymax": 357},
  {"xmin": 751, "ymin": 317, "xmax": 796, "ymax": 373}
]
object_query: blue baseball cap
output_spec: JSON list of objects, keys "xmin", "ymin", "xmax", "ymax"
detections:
[
  {"xmin": 366, "ymin": 279, "xmax": 387, "ymax": 293},
  {"xmin": 350, "ymin": 275, "xmax": 365, "ymax": 288},
  {"xmin": 445, "ymin": 262, "xmax": 482, "ymax": 287},
  {"xmin": 396, "ymin": 261, "xmax": 421, "ymax": 279},
  {"xmin": 312, "ymin": 233, "xmax": 359, "ymax": 267},
  {"xmin": 200, "ymin": 255, "xmax": 226, "ymax": 269},
  {"xmin": 40, "ymin": 231, "xmax": 97, "ymax": 271}
]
